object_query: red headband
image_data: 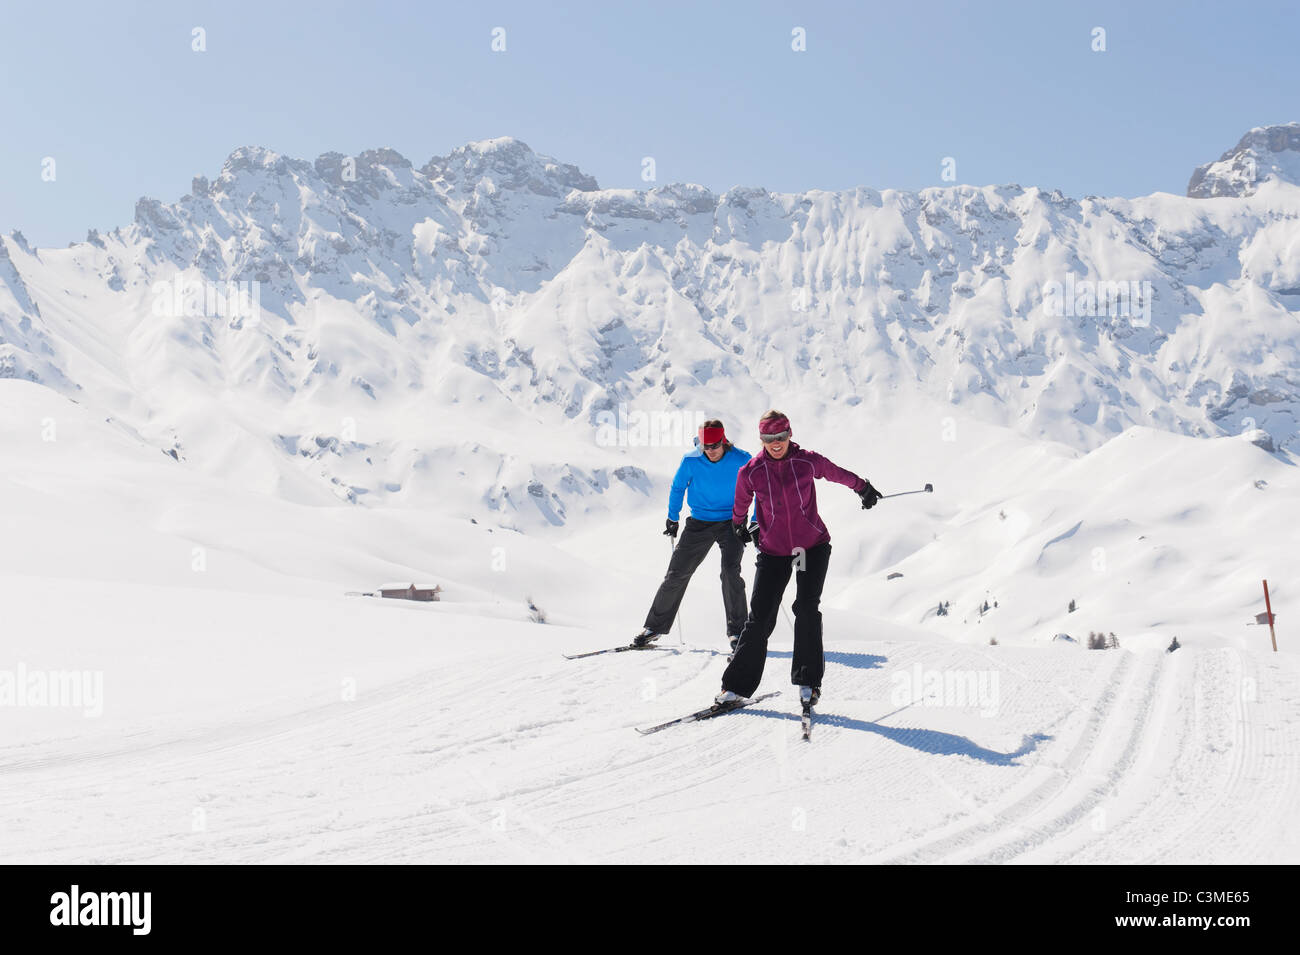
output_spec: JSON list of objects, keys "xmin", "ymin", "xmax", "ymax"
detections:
[
  {"xmin": 759, "ymin": 415, "xmax": 791, "ymax": 435},
  {"xmin": 699, "ymin": 425, "xmax": 726, "ymax": 445}
]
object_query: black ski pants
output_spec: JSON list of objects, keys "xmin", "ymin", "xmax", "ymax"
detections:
[
  {"xmin": 644, "ymin": 517, "xmax": 748, "ymax": 637},
  {"xmin": 721, "ymin": 541, "xmax": 831, "ymax": 697}
]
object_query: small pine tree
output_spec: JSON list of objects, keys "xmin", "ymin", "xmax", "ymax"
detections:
[
  {"xmin": 1088, "ymin": 630, "xmax": 1119, "ymax": 649},
  {"xmin": 1166, "ymin": 635, "xmax": 1180, "ymax": 653},
  {"xmin": 1069, "ymin": 599, "xmax": 1077, "ymax": 613}
]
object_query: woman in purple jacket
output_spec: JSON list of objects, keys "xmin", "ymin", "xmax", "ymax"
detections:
[{"xmin": 716, "ymin": 410, "xmax": 882, "ymax": 708}]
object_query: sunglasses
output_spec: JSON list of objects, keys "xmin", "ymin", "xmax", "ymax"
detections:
[
  {"xmin": 760, "ymin": 431, "xmax": 791, "ymax": 444},
  {"xmin": 702, "ymin": 441, "xmax": 724, "ymax": 451}
]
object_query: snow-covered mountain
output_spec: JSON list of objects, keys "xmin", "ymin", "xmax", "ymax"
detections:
[
  {"xmin": 1187, "ymin": 122, "xmax": 1300, "ymax": 198},
  {"xmin": 2, "ymin": 127, "xmax": 1299, "ymax": 528}
]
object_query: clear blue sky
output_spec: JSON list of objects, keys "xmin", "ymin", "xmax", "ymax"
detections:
[{"xmin": 2, "ymin": 0, "xmax": 1297, "ymax": 247}]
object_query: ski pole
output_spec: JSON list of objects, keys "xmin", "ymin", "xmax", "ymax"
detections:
[
  {"xmin": 669, "ymin": 535, "xmax": 684, "ymax": 645},
  {"xmin": 880, "ymin": 483, "xmax": 933, "ymax": 499}
]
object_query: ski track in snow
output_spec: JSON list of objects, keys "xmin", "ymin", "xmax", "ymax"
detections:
[{"xmin": 3, "ymin": 633, "xmax": 1296, "ymax": 864}]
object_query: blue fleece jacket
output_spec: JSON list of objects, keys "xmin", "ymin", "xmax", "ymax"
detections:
[{"xmin": 667, "ymin": 444, "xmax": 752, "ymax": 522}]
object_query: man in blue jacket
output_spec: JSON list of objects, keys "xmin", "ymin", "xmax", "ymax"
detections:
[{"xmin": 633, "ymin": 419, "xmax": 752, "ymax": 651}]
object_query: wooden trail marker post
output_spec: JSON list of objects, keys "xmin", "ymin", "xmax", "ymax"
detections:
[{"xmin": 1263, "ymin": 579, "xmax": 1278, "ymax": 652}]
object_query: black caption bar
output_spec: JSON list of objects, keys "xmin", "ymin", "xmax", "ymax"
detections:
[{"xmin": 0, "ymin": 865, "xmax": 1276, "ymax": 942}]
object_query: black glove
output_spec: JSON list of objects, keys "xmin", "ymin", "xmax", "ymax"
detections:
[
  {"xmin": 732, "ymin": 522, "xmax": 751, "ymax": 544},
  {"xmin": 858, "ymin": 481, "xmax": 883, "ymax": 510},
  {"xmin": 664, "ymin": 519, "xmax": 679, "ymax": 538}
]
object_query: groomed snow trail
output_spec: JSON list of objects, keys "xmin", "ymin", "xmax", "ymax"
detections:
[{"xmin": 2, "ymin": 601, "xmax": 1295, "ymax": 864}]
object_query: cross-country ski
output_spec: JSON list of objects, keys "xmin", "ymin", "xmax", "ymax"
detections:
[
  {"xmin": 561, "ymin": 644, "xmax": 678, "ymax": 660},
  {"xmin": 636, "ymin": 691, "xmax": 782, "ymax": 735}
]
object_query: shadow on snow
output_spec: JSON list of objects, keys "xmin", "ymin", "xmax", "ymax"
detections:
[
  {"xmin": 767, "ymin": 650, "xmax": 888, "ymax": 671},
  {"xmin": 732, "ymin": 708, "xmax": 1051, "ymax": 766}
]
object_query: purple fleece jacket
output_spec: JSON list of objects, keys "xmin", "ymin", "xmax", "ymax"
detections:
[{"xmin": 732, "ymin": 442, "xmax": 867, "ymax": 556}]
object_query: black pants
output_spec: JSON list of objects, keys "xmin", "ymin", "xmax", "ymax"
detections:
[
  {"xmin": 721, "ymin": 542, "xmax": 831, "ymax": 697},
  {"xmin": 644, "ymin": 517, "xmax": 748, "ymax": 636}
]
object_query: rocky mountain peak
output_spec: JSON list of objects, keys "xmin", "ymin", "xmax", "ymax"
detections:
[
  {"xmin": 1188, "ymin": 122, "xmax": 1300, "ymax": 198},
  {"xmin": 421, "ymin": 137, "xmax": 599, "ymax": 197}
]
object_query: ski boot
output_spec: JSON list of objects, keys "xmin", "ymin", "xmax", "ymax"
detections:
[
  {"xmin": 632, "ymin": 628, "xmax": 663, "ymax": 648},
  {"xmin": 799, "ymin": 686, "xmax": 819, "ymax": 740},
  {"xmin": 714, "ymin": 689, "xmax": 744, "ymax": 706}
]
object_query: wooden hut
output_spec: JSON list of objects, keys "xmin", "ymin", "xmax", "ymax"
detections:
[{"xmin": 379, "ymin": 583, "xmax": 442, "ymax": 602}]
